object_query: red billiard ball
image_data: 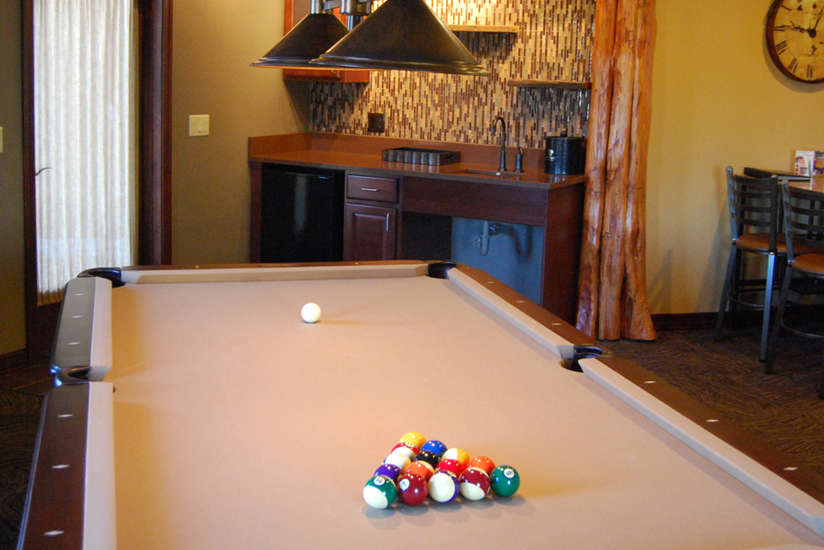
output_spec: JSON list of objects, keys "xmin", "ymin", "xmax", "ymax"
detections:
[
  {"xmin": 459, "ymin": 468, "xmax": 491, "ymax": 501},
  {"xmin": 469, "ymin": 455, "xmax": 496, "ymax": 476},
  {"xmin": 436, "ymin": 458, "xmax": 466, "ymax": 477},
  {"xmin": 397, "ymin": 473, "xmax": 428, "ymax": 506}
]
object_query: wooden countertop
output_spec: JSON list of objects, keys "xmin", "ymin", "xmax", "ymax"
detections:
[
  {"xmin": 790, "ymin": 175, "xmax": 824, "ymax": 195},
  {"xmin": 248, "ymin": 133, "xmax": 585, "ymax": 191}
]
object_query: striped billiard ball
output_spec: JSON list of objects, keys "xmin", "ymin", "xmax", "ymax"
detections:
[
  {"xmin": 459, "ymin": 468, "xmax": 491, "ymax": 501},
  {"xmin": 363, "ymin": 475, "xmax": 398, "ymax": 509},
  {"xmin": 428, "ymin": 471, "xmax": 459, "ymax": 503}
]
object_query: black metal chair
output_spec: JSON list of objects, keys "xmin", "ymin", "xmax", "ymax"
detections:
[
  {"xmin": 715, "ymin": 167, "xmax": 784, "ymax": 362},
  {"xmin": 766, "ymin": 182, "xmax": 824, "ymax": 398}
]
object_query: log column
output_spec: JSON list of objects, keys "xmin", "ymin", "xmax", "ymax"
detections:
[{"xmin": 576, "ymin": 0, "xmax": 656, "ymax": 341}]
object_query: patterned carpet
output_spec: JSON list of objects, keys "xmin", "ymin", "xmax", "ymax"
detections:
[{"xmin": 0, "ymin": 328, "xmax": 822, "ymax": 548}]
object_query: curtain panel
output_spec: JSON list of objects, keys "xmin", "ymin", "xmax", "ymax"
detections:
[{"xmin": 34, "ymin": 0, "xmax": 136, "ymax": 304}]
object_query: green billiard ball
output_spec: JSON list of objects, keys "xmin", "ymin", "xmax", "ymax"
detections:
[
  {"xmin": 362, "ymin": 475, "xmax": 398, "ymax": 509},
  {"xmin": 490, "ymin": 465, "xmax": 520, "ymax": 497}
]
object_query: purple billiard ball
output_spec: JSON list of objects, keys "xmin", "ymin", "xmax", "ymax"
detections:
[{"xmin": 374, "ymin": 463, "xmax": 401, "ymax": 481}]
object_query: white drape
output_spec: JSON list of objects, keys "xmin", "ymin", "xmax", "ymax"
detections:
[{"xmin": 34, "ymin": 0, "xmax": 136, "ymax": 304}]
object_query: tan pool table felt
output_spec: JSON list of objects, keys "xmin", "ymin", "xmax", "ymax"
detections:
[{"xmin": 106, "ymin": 269, "xmax": 823, "ymax": 549}]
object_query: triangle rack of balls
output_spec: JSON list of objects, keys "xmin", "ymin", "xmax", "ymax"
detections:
[{"xmin": 363, "ymin": 432, "xmax": 520, "ymax": 509}]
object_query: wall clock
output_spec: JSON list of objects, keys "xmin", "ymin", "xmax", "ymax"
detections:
[{"xmin": 766, "ymin": 0, "xmax": 824, "ymax": 83}]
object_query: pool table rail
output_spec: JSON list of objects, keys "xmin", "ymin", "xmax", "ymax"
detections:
[{"xmin": 17, "ymin": 261, "xmax": 824, "ymax": 547}]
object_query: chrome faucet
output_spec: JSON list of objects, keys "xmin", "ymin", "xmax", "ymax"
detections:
[{"xmin": 491, "ymin": 116, "xmax": 507, "ymax": 173}]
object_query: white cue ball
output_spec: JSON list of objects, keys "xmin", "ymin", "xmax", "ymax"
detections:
[{"xmin": 300, "ymin": 302, "xmax": 322, "ymax": 324}]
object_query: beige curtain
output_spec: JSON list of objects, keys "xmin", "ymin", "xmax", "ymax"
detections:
[{"xmin": 34, "ymin": 0, "xmax": 136, "ymax": 304}]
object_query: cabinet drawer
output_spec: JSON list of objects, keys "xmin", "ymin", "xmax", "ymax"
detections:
[{"xmin": 346, "ymin": 175, "xmax": 397, "ymax": 203}]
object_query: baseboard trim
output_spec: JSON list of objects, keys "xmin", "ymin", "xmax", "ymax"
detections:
[{"xmin": 0, "ymin": 349, "xmax": 28, "ymax": 371}]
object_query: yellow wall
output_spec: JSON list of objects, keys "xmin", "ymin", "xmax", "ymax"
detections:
[
  {"xmin": 171, "ymin": 0, "xmax": 309, "ymax": 264},
  {"xmin": 0, "ymin": 0, "xmax": 26, "ymax": 355},
  {"xmin": 647, "ymin": 0, "xmax": 824, "ymax": 314}
]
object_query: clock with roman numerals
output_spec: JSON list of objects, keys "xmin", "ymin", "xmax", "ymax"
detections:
[{"xmin": 766, "ymin": 0, "xmax": 824, "ymax": 83}]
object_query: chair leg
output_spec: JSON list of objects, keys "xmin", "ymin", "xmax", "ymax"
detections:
[
  {"xmin": 759, "ymin": 252, "xmax": 777, "ymax": 362},
  {"xmin": 765, "ymin": 266, "xmax": 792, "ymax": 374},
  {"xmin": 715, "ymin": 246, "xmax": 739, "ymax": 340}
]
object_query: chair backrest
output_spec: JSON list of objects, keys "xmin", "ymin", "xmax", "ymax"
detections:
[
  {"xmin": 743, "ymin": 167, "xmax": 774, "ymax": 179},
  {"xmin": 781, "ymin": 182, "xmax": 824, "ymax": 263},
  {"xmin": 725, "ymin": 166, "xmax": 781, "ymax": 251}
]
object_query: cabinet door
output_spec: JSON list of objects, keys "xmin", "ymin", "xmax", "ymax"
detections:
[{"xmin": 343, "ymin": 203, "xmax": 397, "ymax": 261}]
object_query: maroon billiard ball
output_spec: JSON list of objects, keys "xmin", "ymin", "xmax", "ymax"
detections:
[
  {"xmin": 397, "ymin": 473, "xmax": 428, "ymax": 506},
  {"xmin": 459, "ymin": 468, "xmax": 491, "ymax": 501}
]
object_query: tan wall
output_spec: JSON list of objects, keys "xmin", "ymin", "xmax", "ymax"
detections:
[
  {"xmin": 0, "ymin": 0, "xmax": 26, "ymax": 354},
  {"xmin": 646, "ymin": 0, "xmax": 824, "ymax": 314},
  {"xmin": 171, "ymin": 0, "xmax": 309, "ymax": 264}
]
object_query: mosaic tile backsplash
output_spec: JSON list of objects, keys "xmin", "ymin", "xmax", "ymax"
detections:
[{"xmin": 309, "ymin": 0, "xmax": 595, "ymax": 149}]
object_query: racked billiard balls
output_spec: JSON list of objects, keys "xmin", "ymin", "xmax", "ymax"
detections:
[
  {"xmin": 363, "ymin": 475, "xmax": 398, "ymax": 509},
  {"xmin": 397, "ymin": 473, "xmax": 428, "ymax": 506},
  {"xmin": 428, "ymin": 471, "xmax": 459, "ymax": 503},
  {"xmin": 490, "ymin": 465, "xmax": 520, "ymax": 497},
  {"xmin": 459, "ymin": 468, "xmax": 491, "ymax": 501}
]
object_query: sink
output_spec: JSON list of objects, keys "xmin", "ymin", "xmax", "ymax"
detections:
[{"xmin": 458, "ymin": 168, "xmax": 524, "ymax": 178}]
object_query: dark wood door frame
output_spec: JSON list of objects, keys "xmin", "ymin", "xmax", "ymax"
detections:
[{"xmin": 22, "ymin": 0, "xmax": 173, "ymax": 362}]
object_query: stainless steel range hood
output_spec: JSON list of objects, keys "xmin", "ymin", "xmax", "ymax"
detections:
[
  {"xmin": 251, "ymin": 13, "xmax": 347, "ymax": 68},
  {"xmin": 252, "ymin": 0, "xmax": 489, "ymax": 76}
]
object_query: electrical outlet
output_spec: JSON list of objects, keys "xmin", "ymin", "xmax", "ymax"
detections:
[
  {"xmin": 367, "ymin": 112, "xmax": 385, "ymax": 134},
  {"xmin": 188, "ymin": 114, "xmax": 210, "ymax": 137}
]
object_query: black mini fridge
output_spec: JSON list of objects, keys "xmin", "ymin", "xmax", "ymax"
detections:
[{"xmin": 260, "ymin": 165, "xmax": 344, "ymax": 262}]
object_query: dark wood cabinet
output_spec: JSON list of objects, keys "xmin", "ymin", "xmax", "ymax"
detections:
[
  {"xmin": 343, "ymin": 202, "xmax": 397, "ymax": 260},
  {"xmin": 343, "ymin": 174, "xmax": 398, "ymax": 260}
]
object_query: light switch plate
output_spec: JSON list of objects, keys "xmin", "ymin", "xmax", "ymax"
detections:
[{"xmin": 188, "ymin": 115, "xmax": 210, "ymax": 137}]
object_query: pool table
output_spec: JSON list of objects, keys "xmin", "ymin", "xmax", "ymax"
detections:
[{"xmin": 18, "ymin": 261, "xmax": 824, "ymax": 549}]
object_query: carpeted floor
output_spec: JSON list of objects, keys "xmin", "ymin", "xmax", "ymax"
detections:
[
  {"xmin": 0, "ymin": 364, "xmax": 49, "ymax": 550},
  {"xmin": 1, "ymin": 327, "xmax": 823, "ymax": 548}
]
